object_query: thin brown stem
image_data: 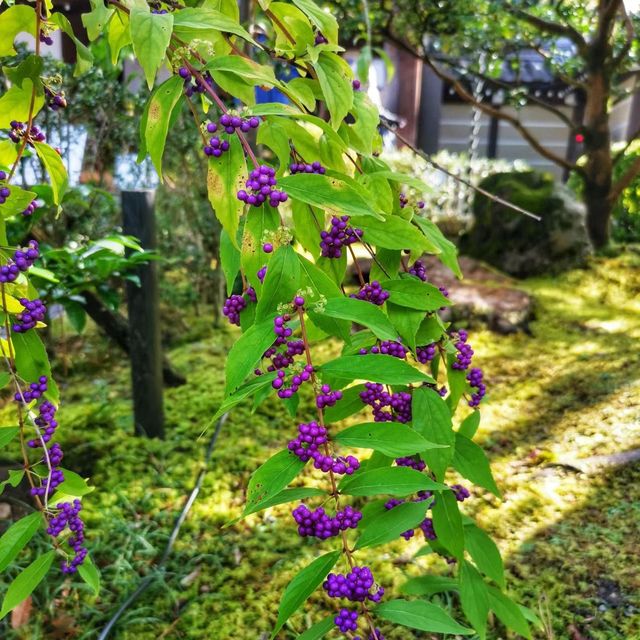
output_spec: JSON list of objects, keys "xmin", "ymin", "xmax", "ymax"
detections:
[{"xmin": 348, "ymin": 245, "xmax": 365, "ymax": 286}]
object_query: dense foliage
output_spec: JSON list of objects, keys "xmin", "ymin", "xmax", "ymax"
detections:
[{"xmin": 0, "ymin": 0, "xmax": 535, "ymax": 638}]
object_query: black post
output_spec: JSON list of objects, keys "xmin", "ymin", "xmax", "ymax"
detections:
[{"xmin": 122, "ymin": 190, "xmax": 164, "ymax": 438}]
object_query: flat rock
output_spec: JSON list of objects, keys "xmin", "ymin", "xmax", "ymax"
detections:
[{"xmin": 350, "ymin": 255, "xmax": 534, "ymax": 333}]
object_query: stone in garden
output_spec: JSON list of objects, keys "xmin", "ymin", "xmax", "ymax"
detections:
[{"xmin": 461, "ymin": 171, "xmax": 591, "ymax": 277}]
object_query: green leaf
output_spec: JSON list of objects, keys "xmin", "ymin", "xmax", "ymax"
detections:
[
  {"xmin": 81, "ymin": 0, "xmax": 115, "ymax": 41},
  {"xmin": 220, "ymin": 229, "xmax": 241, "ymax": 295},
  {"xmin": 297, "ymin": 614, "xmax": 335, "ymax": 640},
  {"xmin": 386, "ymin": 301, "xmax": 423, "ymax": 351},
  {"xmin": 412, "ymin": 388, "xmax": 454, "ymax": 481},
  {"xmin": 431, "ymin": 490, "xmax": 464, "ymax": 559},
  {"xmin": 446, "ymin": 362, "xmax": 468, "ymax": 413},
  {"xmin": 55, "ymin": 469, "xmax": 93, "ymax": 497},
  {"xmin": 459, "ymin": 560, "xmax": 490, "ymax": 639},
  {"xmin": 335, "ymin": 422, "xmax": 445, "ymax": 457},
  {"xmin": 319, "ymin": 354, "xmax": 434, "ymax": 385},
  {"xmin": 0, "ymin": 186, "xmax": 37, "ymax": 220},
  {"xmin": 129, "ymin": 8, "xmax": 173, "ymax": 90},
  {"xmin": 339, "ymin": 467, "xmax": 447, "ymax": 497},
  {"xmin": 313, "ymin": 52, "xmax": 353, "ymax": 129},
  {"xmin": 278, "ymin": 173, "xmax": 382, "ymax": 219},
  {"xmin": 0, "ymin": 5, "xmax": 37, "ymax": 57},
  {"xmin": 0, "ymin": 550, "xmax": 55, "ymax": 620},
  {"xmin": 241, "ymin": 206, "xmax": 280, "ymax": 287},
  {"xmin": 0, "ymin": 140, "xmax": 18, "ymax": 168},
  {"xmin": 272, "ymin": 550, "xmax": 341, "ymax": 638},
  {"xmin": 212, "ymin": 372, "xmax": 276, "ymax": 421},
  {"xmin": 255, "ymin": 245, "xmax": 301, "ymax": 321},
  {"xmin": 245, "ymin": 449, "xmax": 306, "ymax": 514},
  {"xmin": 416, "ymin": 315, "xmax": 445, "ymax": 346},
  {"xmin": 453, "ymin": 433, "xmax": 501, "ymax": 497},
  {"xmin": 350, "ymin": 215, "xmax": 437, "ymax": 252},
  {"xmin": 0, "ymin": 512, "xmax": 42, "ymax": 572},
  {"xmin": 49, "ymin": 12, "xmax": 93, "ymax": 75},
  {"xmin": 297, "ymin": 256, "xmax": 350, "ymax": 341},
  {"xmin": 207, "ymin": 55, "xmax": 278, "ymax": 89},
  {"xmin": 0, "ymin": 469, "xmax": 24, "ymax": 495},
  {"xmin": 375, "ymin": 599, "xmax": 474, "ymax": 635},
  {"xmin": 34, "ymin": 143, "xmax": 68, "ymax": 204},
  {"xmin": 107, "ymin": 10, "xmax": 131, "ymax": 65},
  {"xmin": 348, "ymin": 91, "xmax": 380, "ymax": 156},
  {"xmin": 291, "ymin": 0, "xmax": 338, "ymax": 42},
  {"xmin": 464, "ymin": 522, "xmax": 505, "ymax": 588},
  {"xmin": 241, "ymin": 487, "xmax": 326, "ymax": 519},
  {"xmin": 64, "ymin": 301, "xmax": 87, "ymax": 334},
  {"xmin": 487, "ymin": 586, "xmax": 531, "ymax": 638},
  {"xmin": 0, "ymin": 372, "xmax": 10, "ymax": 389},
  {"xmin": 0, "ymin": 80, "xmax": 44, "ymax": 130},
  {"xmin": 356, "ymin": 500, "xmax": 430, "ymax": 549},
  {"xmin": 173, "ymin": 8, "xmax": 255, "ymax": 44},
  {"xmin": 143, "ymin": 76, "xmax": 184, "ymax": 181},
  {"xmin": 78, "ymin": 555, "xmax": 100, "ymax": 595},
  {"xmin": 458, "ymin": 410, "xmax": 481, "ymax": 439},
  {"xmin": 207, "ymin": 137, "xmax": 246, "ymax": 248},
  {"xmin": 380, "ymin": 279, "xmax": 451, "ymax": 311},
  {"xmin": 12, "ymin": 332, "xmax": 58, "ymax": 404},
  {"xmin": 224, "ymin": 317, "xmax": 276, "ymax": 393},
  {"xmin": 321, "ymin": 297, "xmax": 397, "ymax": 342},
  {"xmin": 0, "ymin": 427, "xmax": 19, "ymax": 450},
  {"xmin": 413, "ymin": 216, "xmax": 462, "ymax": 278},
  {"xmin": 269, "ymin": 2, "xmax": 314, "ymax": 56},
  {"xmin": 323, "ymin": 384, "xmax": 365, "ymax": 422},
  {"xmin": 400, "ymin": 575, "xmax": 459, "ymax": 597}
]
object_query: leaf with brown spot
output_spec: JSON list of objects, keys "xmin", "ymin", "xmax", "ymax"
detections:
[{"xmin": 10, "ymin": 595, "xmax": 31, "ymax": 629}]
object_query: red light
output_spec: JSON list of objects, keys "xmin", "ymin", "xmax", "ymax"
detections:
[{"xmin": 575, "ymin": 133, "xmax": 584, "ymax": 143}]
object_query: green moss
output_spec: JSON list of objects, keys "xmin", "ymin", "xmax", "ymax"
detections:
[{"xmin": 1, "ymin": 253, "xmax": 639, "ymax": 639}]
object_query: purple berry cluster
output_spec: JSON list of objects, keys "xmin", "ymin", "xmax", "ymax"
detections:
[
  {"xmin": 202, "ymin": 114, "xmax": 260, "ymax": 157},
  {"xmin": 292, "ymin": 504, "xmax": 362, "ymax": 539},
  {"xmin": 451, "ymin": 484, "xmax": 471, "ymax": 502},
  {"xmin": 222, "ymin": 294, "xmax": 245, "ymax": 325},
  {"xmin": 12, "ymin": 298, "xmax": 46, "ymax": 333},
  {"xmin": 314, "ymin": 32, "xmax": 329, "ymax": 45},
  {"xmin": 272, "ymin": 364, "xmax": 312, "ymax": 398},
  {"xmin": 178, "ymin": 66, "xmax": 214, "ymax": 97},
  {"xmin": 360, "ymin": 382, "xmax": 412, "ymax": 423},
  {"xmin": 47, "ymin": 499, "xmax": 87, "ymax": 573},
  {"xmin": 359, "ymin": 340, "xmax": 406, "ymax": 359},
  {"xmin": 408, "ymin": 259, "xmax": 427, "ymax": 281},
  {"xmin": 352, "ymin": 79, "xmax": 362, "ymax": 90},
  {"xmin": 416, "ymin": 343, "xmax": 436, "ymax": 364},
  {"xmin": 45, "ymin": 87, "xmax": 67, "ymax": 111},
  {"xmin": 451, "ymin": 329, "xmax": 474, "ymax": 370},
  {"xmin": 323, "ymin": 566, "xmax": 384, "ymax": 603},
  {"xmin": 335, "ymin": 608, "xmax": 358, "ymax": 633},
  {"xmin": 466, "ymin": 367, "xmax": 486, "ymax": 407},
  {"xmin": 399, "ymin": 193, "xmax": 408, "ymax": 208},
  {"xmin": 9, "ymin": 121, "xmax": 46, "ymax": 146},
  {"xmin": 0, "ymin": 240, "xmax": 40, "ymax": 282},
  {"xmin": 39, "ymin": 29, "xmax": 54, "ymax": 45},
  {"xmin": 0, "ymin": 170, "xmax": 10, "ymax": 204},
  {"xmin": 395, "ymin": 456, "xmax": 426, "ymax": 471},
  {"xmin": 320, "ymin": 216, "xmax": 363, "ymax": 258},
  {"xmin": 237, "ymin": 165, "xmax": 288, "ymax": 208},
  {"xmin": 350, "ymin": 281, "xmax": 389, "ymax": 306},
  {"xmin": 289, "ymin": 161, "xmax": 325, "ymax": 175},
  {"xmin": 14, "ymin": 375, "xmax": 48, "ymax": 403},
  {"xmin": 21, "ymin": 199, "xmax": 38, "ymax": 216},
  {"xmin": 356, "ymin": 629, "xmax": 385, "ymax": 640},
  {"xmin": 287, "ymin": 422, "xmax": 360, "ymax": 475},
  {"xmin": 316, "ymin": 383, "xmax": 342, "ymax": 409}
]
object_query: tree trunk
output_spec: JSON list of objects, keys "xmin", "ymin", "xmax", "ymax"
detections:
[{"xmin": 582, "ymin": 41, "xmax": 613, "ymax": 249}]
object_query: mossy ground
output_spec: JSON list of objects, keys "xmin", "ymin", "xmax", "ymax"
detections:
[{"xmin": 1, "ymin": 252, "xmax": 639, "ymax": 640}]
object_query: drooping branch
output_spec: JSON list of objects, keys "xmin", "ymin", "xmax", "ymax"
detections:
[
  {"xmin": 612, "ymin": 1, "xmax": 637, "ymax": 67},
  {"xmin": 386, "ymin": 33, "xmax": 582, "ymax": 174},
  {"xmin": 610, "ymin": 154, "xmax": 640, "ymax": 201},
  {"xmin": 431, "ymin": 53, "xmax": 577, "ymax": 129},
  {"xmin": 508, "ymin": 8, "xmax": 588, "ymax": 54}
]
